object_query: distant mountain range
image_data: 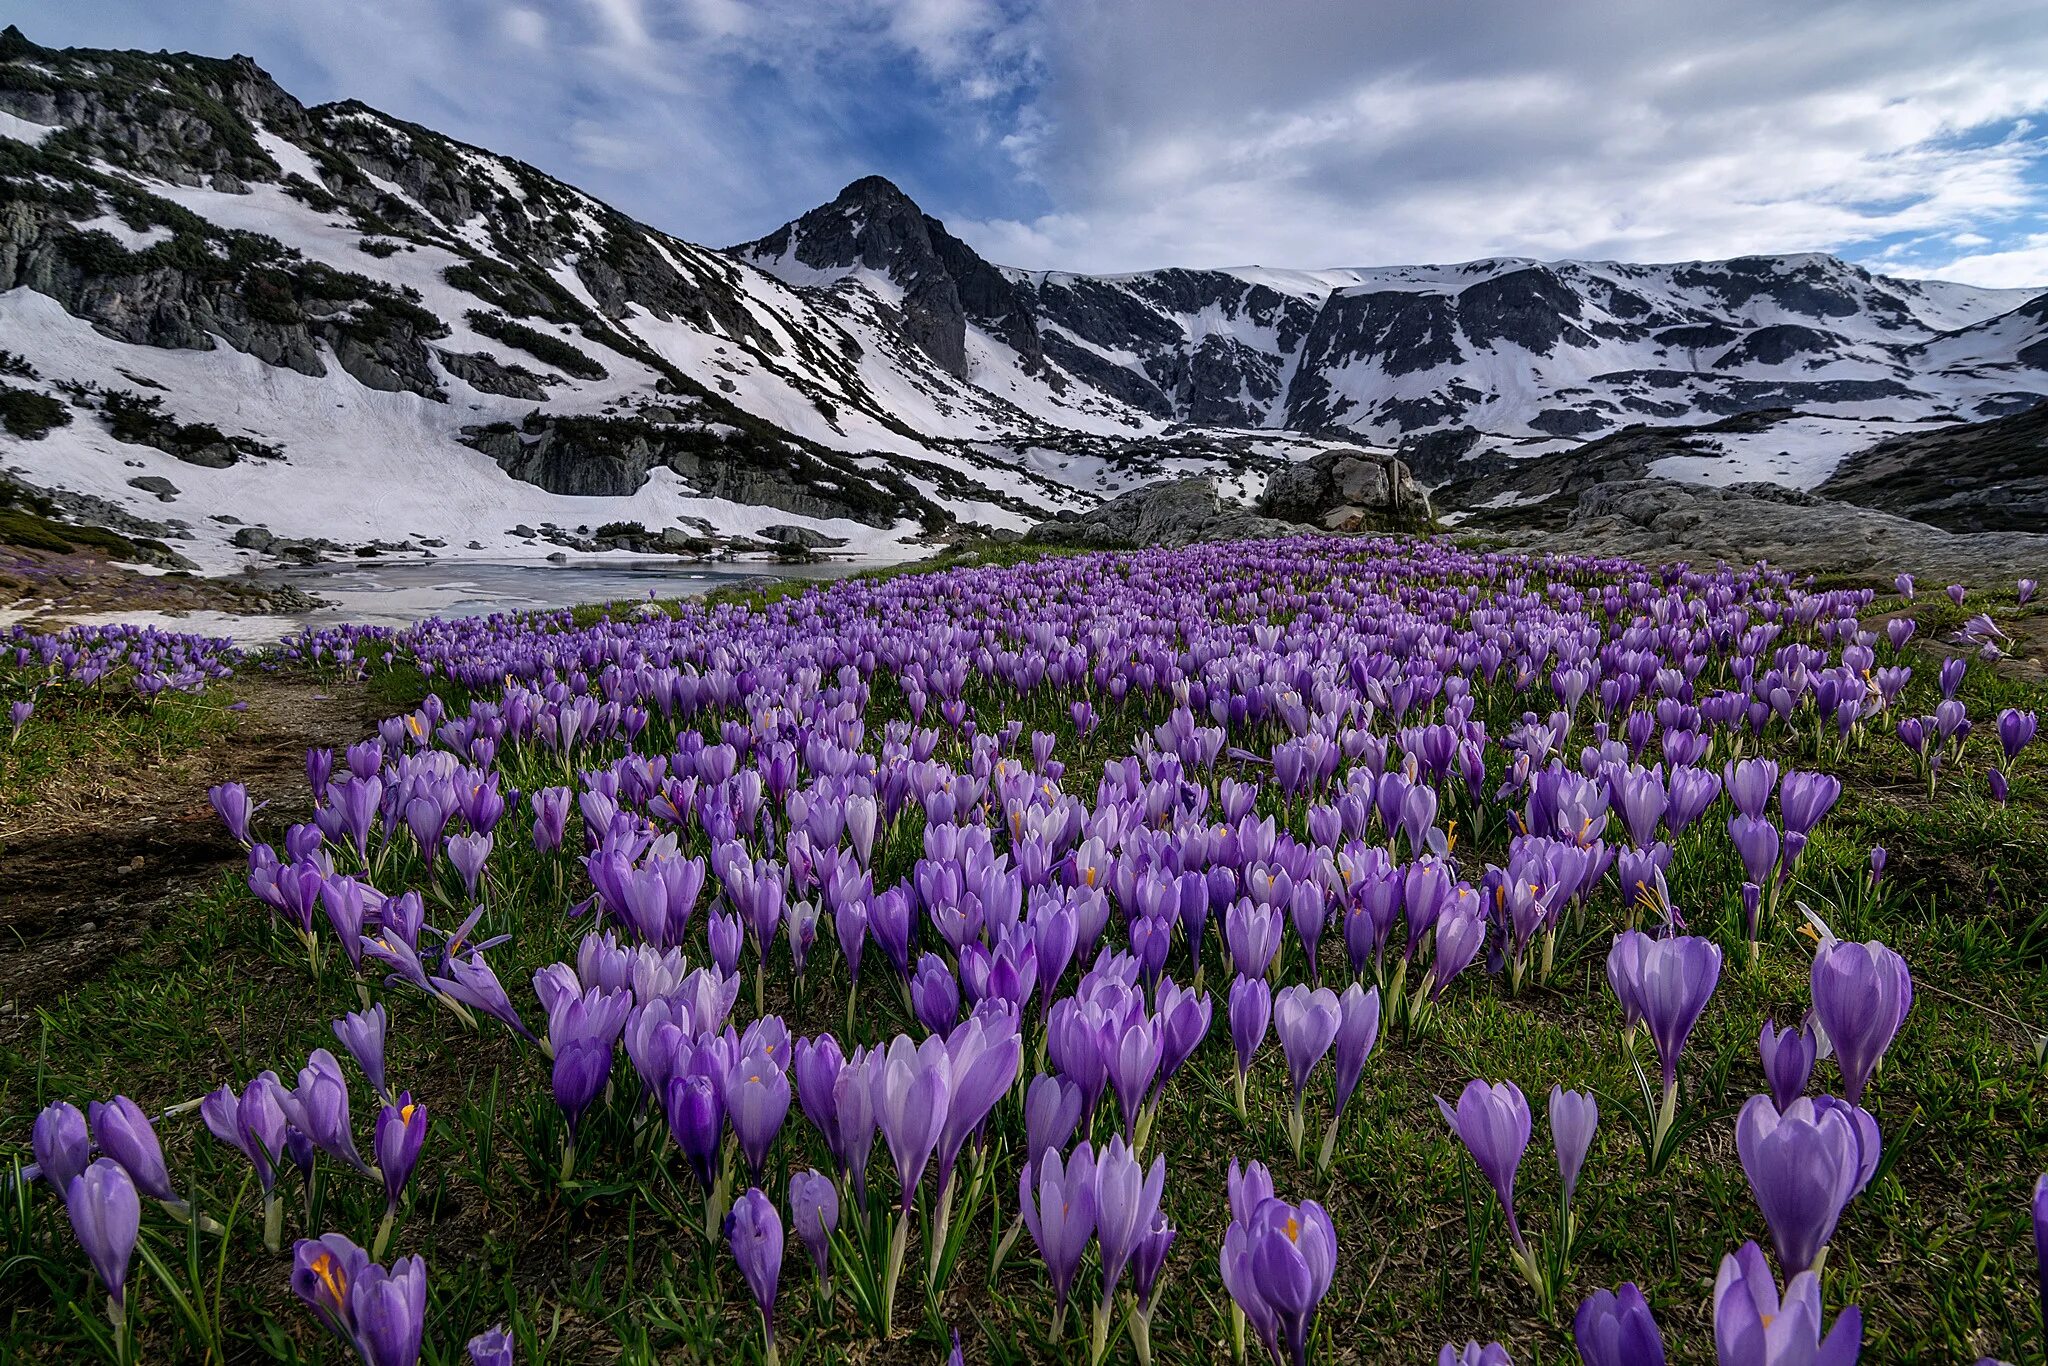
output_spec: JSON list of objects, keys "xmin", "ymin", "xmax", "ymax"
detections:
[{"xmin": 0, "ymin": 25, "xmax": 2042, "ymax": 569}]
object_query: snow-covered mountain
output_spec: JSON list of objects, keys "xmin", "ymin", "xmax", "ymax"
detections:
[
  {"xmin": 1, "ymin": 27, "xmax": 2043, "ymax": 571},
  {"xmin": 737, "ymin": 176, "xmax": 2046, "ymax": 479}
]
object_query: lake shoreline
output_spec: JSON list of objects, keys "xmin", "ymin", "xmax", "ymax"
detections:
[{"xmin": 0, "ymin": 547, "xmax": 904, "ymax": 642}]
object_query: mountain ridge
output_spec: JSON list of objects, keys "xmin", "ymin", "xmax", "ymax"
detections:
[{"xmin": 1, "ymin": 26, "xmax": 2044, "ymax": 572}]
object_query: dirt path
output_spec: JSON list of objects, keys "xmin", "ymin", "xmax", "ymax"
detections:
[{"xmin": 0, "ymin": 676, "xmax": 388, "ymax": 1043}]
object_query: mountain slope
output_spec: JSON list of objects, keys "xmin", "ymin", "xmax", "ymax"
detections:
[
  {"xmin": 739, "ymin": 196, "xmax": 2046, "ymax": 470},
  {"xmin": 1816, "ymin": 402, "xmax": 2048, "ymax": 533},
  {"xmin": 1, "ymin": 26, "xmax": 2044, "ymax": 572}
]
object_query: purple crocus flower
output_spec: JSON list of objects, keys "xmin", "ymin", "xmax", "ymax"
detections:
[
  {"xmin": 1314, "ymin": 983, "xmax": 1381, "ymax": 1172},
  {"xmin": 1550, "ymin": 1086, "xmax": 1598, "ymax": 1211},
  {"xmin": 1635, "ymin": 934, "xmax": 1722, "ymax": 1091},
  {"xmin": 1574, "ymin": 1283, "xmax": 1664, "ymax": 1366},
  {"xmin": 334, "ymin": 1004, "xmax": 391, "ymax": 1105},
  {"xmin": 209, "ymin": 781, "xmax": 261, "ymax": 846},
  {"xmin": 871, "ymin": 1035, "xmax": 950, "ymax": 1209},
  {"xmin": 1724, "ymin": 758, "xmax": 1779, "ymax": 821},
  {"xmin": 467, "ymin": 1325, "xmax": 514, "ymax": 1366},
  {"xmin": 1727, "ymin": 815, "xmax": 1780, "ymax": 889},
  {"xmin": 88, "ymin": 1095, "xmax": 180, "ymax": 1208},
  {"xmin": 726, "ymin": 1045, "xmax": 792, "ymax": 1186},
  {"xmin": 1020, "ymin": 1140, "xmax": 1097, "ymax": 1331},
  {"xmin": 288, "ymin": 1049, "xmax": 372, "ymax": 1174},
  {"xmin": 912, "ymin": 952, "xmax": 961, "ymax": 1034},
  {"xmin": 935, "ymin": 1011, "xmax": 1020, "ymax": 1195},
  {"xmin": 1758, "ymin": 1020, "xmax": 1817, "ymax": 1111},
  {"xmin": 663, "ymin": 1071, "xmax": 725, "ymax": 1195},
  {"xmin": 7, "ymin": 698, "xmax": 31, "ymax": 741},
  {"xmin": 788, "ymin": 1168, "xmax": 838, "ymax": 1288},
  {"xmin": 1219, "ymin": 1188, "xmax": 1337, "ymax": 1366},
  {"xmin": 1779, "ymin": 772, "xmax": 1841, "ymax": 836},
  {"xmin": 1226, "ymin": 899, "xmax": 1283, "ymax": 979},
  {"xmin": 792, "ymin": 1034, "xmax": 846, "ymax": 1157},
  {"xmin": 352, "ymin": 1253, "xmax": 428, "ymax": 1366},
  {"xmin": 543, "ymin": 986, "xmax": 630, "ymax": 1147},
  {"xmin": 2032, "ymin": 1175, "xmax": 2048, "ymax": 1335},
  {"xmin": 1736, "ymin": 1094, "xmax": 1879, "ymax": 1276},
  {"xmin": 66, "ymin": 1159, "xmax": 140, "ymax": 1313},
  {"xmin": 1439, "ymin": 1344, "xmax": 1512, "ymax": 1366},
  {"xmin": 374, "ymin": 1096, "xmax": 428, "ymax": 1216},
  {"xmin": 1274, "ymin": 985, "xmax": 1342, "ymax": 1103},
  {"xmin": 1712, "ymin": 1240, "xmax": 1861, "ymax": 1365},
  {"xmin": 446, "ymin": 831, "xmax": 493, "ymax": 898},
  {"xmin": 1155, "ymin": 977, "xmax": 1212, "ymax": 1081},
  {"xmin": 1328, "ymin": 984, "xmax": 1381, "ymax": 1122},
  {"xmin": 709, "ymin": 910, "xmax": 744, "ymax": 977},
  {"xmin": 728, "ymin": 1187, "xmax": 784, "ymax": 1353},
  {"xmin": 1092, "ymin": 1135, "xmax": 1165, "ymax": 1327},
  {"xmin": 432, "ymin": 951, "xmax": 536, "ymax": 1043},
  {"xmin": 33, "ymin": 1101, "xmax": 91, "ymax": 1198},
  {"xmin": 1998, "ymin": 708, "xmax": 2037, "ymax": 763},
  {"xmin": 1438, "ymin": 1079, "xmax": 1532, "ymax": 1250},
  {"xmin": 1229, "ymin": 974, "xmax": 1272, "ymax": 1116},
  {"xmin": 292, "ymin": 1232, "xmax": 373, "ymax": 1342},
  {"xmin": 1105, "ymin": 1014, "xmax": 1161, "ymax": 1143},
  {"xmin": 1023, "ymin": 1073, "xmax": 1082, "ymax": 1180},
  {"xmin": 530, "ymin": 787, "xmax": 571, "ymax": 853},
  {"xmin": 1809, "ymin": 939, "xmax": 1912, "ymax": 1105}
]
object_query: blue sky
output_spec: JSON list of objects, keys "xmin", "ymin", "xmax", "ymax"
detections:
[{"xmin": 8, "ymin": 0, "xmax": 2047, "ymax": 286}]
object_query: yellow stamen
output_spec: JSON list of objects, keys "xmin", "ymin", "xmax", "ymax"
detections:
[{"xmin": 312, "ymin": 1251, "xmax": 349, "ymax": 1304}]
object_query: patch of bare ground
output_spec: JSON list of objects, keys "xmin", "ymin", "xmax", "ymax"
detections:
[{"xmin": 0, "ymin": 675, "xmax": 383, "ymax": 1040}]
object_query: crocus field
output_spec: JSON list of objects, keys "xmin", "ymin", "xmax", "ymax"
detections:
[{"xmin": 4, "ymin": 536, "xmax": 2047, "ymax": 1366}]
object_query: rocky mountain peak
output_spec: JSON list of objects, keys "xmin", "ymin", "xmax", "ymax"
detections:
[{"xmin": 735, "ymin": 176, "xmax": 1042, "ymax": 381}]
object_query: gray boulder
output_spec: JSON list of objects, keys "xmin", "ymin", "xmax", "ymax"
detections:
[
  {"xmin": 758, "ymin": 524, "xmax": 850, "ymax": 550},
  {"xmin": 1257, "ymin": 448, "xmax": 1426, "ymax": 531},
  {"xmin": 1026, "ymin": 476, "xmax": 1307, "ymax": 550}
]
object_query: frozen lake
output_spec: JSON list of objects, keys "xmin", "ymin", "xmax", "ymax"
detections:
[{"xmin": 6, "ymin": 556, "xmax": 891, "ymax": 644}]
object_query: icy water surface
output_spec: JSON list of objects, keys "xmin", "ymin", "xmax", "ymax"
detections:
[{"xmin": 10, "ymin": 557, "xmax": 887, "ymax": 645}]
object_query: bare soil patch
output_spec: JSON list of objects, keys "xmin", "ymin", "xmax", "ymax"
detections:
[{"xmin": 0, "ymin": 676, "xmax": 383, "ymax": 1039}]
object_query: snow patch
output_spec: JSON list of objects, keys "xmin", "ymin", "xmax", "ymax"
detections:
[{"xmin": 0, "ymin": 109, "xmax": 61, "ymax": 146}]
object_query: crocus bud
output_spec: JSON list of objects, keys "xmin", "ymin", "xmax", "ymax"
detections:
[
  {"xmin": 33, "ymin": 1101, "xmax": 90, "ymax": 1197},
  {"xmin": 67, "ymin": 1159, "xmax": 141, "ymax": 1310}
]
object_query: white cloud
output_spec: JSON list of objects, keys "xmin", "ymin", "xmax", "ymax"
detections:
[
  {"xmin": 954, "ymin": 0, "xmax": 2048, "ymax": 274},
  {"xmin": 1903, "ymin": 232, "xmax": 2048, "ymax": 287},
  {"xmin": 10, "ymin": 0, "xmax": 2045, "ymax": 283},
  {"xmin": 498, "ymin": 7, "xmax": 547, "ymax": 48}
]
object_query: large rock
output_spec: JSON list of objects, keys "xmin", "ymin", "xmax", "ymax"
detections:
[
  {"xmin": 758, "ymin": 524, "xmax": 848, "ymax": 549},
  {"xmin": 1256, "ymin": 448, "xmax": 1425, "ymax": 531},
  {"xmin": 1525, "ymin": 479, "xmax": 2048, "ymax": 583},
  {"xmin": 1025, "ymin": 476, "xmax": 1306, "ymax": 549}
]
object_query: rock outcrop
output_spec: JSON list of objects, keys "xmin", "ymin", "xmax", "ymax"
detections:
[
  {"xmin": 1255, "ymin": 448, "xmax": 1426, "ymax": 531},
  {"xmin": 1521, "ymin": 479, "xmax": 2048, "ymax": 583},
  {"xmin": 1816, "ymin": 403, "xmax": 2048, "ymax": 533},
  {"xmin": 1025, "ymin": 477, "xmax": 1306, "ymax": 550}
]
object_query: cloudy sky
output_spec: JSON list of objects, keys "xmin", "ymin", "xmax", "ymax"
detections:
[{"xmin": 12, "ymin": 0, "xmax": 2048, "ymax": 285}]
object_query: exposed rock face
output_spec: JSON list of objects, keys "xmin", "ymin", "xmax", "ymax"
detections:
[
  {"xmin": 758, "ymin": 524, "xmax": 848, "ymax": 549},
  {"xmin": 1524, "ymin": 479, "xmax": 2048, "ymax": 583},
  {"xmin": 1256, "ymin": 449, "xmax": 1425, "ymax": 531},
  {"xmin": 462, "ymin": 416, "xmax": 919, "ymax": 528},
  {"xmin": 734, "ymin": 175, "xmax": 1043, "ymax": 381},
  {"xmin": 436, "ymin": 350, "xmax": 548, "ymax": 401},
  {"xmin": 1816, "ymin": 403, "xmax": 2048, "ymax": 534},
  {"xmin": 1025, "ymin": 477, "xmax": 1308, "ymax": 550}
]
